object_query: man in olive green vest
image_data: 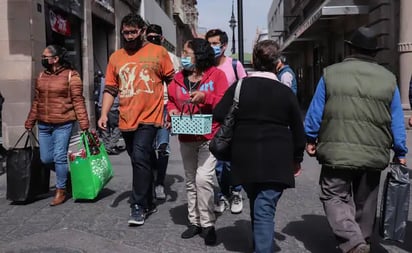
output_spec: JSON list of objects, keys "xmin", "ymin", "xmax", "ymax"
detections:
[{"xmin": 304, "ymin": 26, "xmax": 408, "ymax": 253}]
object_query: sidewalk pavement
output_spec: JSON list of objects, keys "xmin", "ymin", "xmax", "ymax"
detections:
[
  {"xmin": 0, "ymin": 134, "xmax": 411, "ymax": 253},
  {"xmin": 0, "ymin": 136, "xmax": 254, "ymax": 253}
]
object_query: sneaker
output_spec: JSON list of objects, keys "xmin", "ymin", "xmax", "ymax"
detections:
[
  {"xmin": 106, "ymin": 147, "xmax": 120, "ymax": 155},
  {"xmin": 230, "ymin": 191, "xmax": 243, "ymax": 214},
  {"xmin": 214, "ymin": 196, "xmax": 229, "ymax": 213},
  {"xmin": 116, "ymin": 145, "xmax": 126, "ymax": 152},
  {"xmin": 155, "ymin": 185, "xmax": 166, "ymax": 200},
  {"xmin": 181, "ymin": 224, "xmax": 201, "ymax": 239},
  {"xmin": 128, "ymin": 204, "xmax": 145, "ymax": 226},
  {"xmin": 202, "ymin": 226, "xmax": 217, "ymax": 245},
  {"xmin": 145, "ymin": 204, "xmax": 158, "ymax": 217}
]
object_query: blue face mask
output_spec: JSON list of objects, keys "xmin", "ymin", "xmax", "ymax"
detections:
[
  {"xmin": 212, "ymin": 45, "xmax": 222, "ymax": 58},
  {"xmin": 181, "ymin": 56, "xmax": 194, "ymax": 70}
]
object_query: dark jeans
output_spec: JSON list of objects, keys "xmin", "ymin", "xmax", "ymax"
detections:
[
  {"xmin": 98, "ymin": 109, "xmax": 121, "ymax": 149},
  {"xmin": 319, "ymin": 166, "xmax": 381, "ymax": 253},
  {"xmin": 153, "ymin": 106, "xmax": 170, "ymax": 186},
  {"xmin": 122, "ymin": 124, "xmax": 158, "ymax": 209},
  {"xmin": 215, "ymin": 161, "xmax": 242, "ymax": 198},
  {"xmin": 244, "ymin": 183, "xmax": 284, "ymax": 253},
  {"xmin": 153, "ymin": 148, "xmax": 169, "ymax": 186}
]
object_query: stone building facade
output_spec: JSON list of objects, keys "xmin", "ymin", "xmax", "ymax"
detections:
[
  {"xmin": 0, "ymin": 0, "xmax": 198, "ymax": 148},
  {"xmin": 268, "ymin": 0, "xmax": 412, "ymax": 110}
]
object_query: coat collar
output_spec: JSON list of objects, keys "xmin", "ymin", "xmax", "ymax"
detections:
[
  {"xmin": 249, "ymin": 71, "xmax": 279, "ymax": 81},
  {"xmin": 344, "ymin": 54, "xmax": 377, "ymax": 63},
  {"xmin": 44, "ymin": 66, "xmax": 67, "ymax": 75}
]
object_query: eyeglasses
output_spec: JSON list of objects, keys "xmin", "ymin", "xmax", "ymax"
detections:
[
  {"xmin": 41, "ymin": 55, "xmax": 54, "ymax": 59},
  {"xmin": 121, "ymin": 29, "xmax": 140, "ymax": 36}
]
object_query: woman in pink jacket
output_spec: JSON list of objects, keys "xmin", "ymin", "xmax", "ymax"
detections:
[{"xmin": 167, "ymin": 38, "xmax": 228, "ymax": 246}]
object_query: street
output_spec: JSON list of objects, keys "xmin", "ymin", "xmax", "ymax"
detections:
[{"xmin": 0, "ymin": 134, "xmax": 412, "ymax": 253}]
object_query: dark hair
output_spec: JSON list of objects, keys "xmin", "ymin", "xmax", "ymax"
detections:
[
  {"xmin": 146, "ymin": 24, "xmax": 162, "ymax": 35},
  {"xmin": 146, "ymin": 24, "xmax": 163, "ymax": 45},
  {"xmin": 279, "ymin": 55, "xmax": 287, "ymax": 64},
  {"xmin": 186, "ymin": 38, "xmax": 215, "ymax": 72},
  {"xmin": 205, "ymin": 29, "xmax": 228, "ymax": 45},
  {"xmin": 46, "ymin": 44, "xmax": 73, "ymax": 69},
  {"xmin": 348, "ymin": 46, "xmax": 377, "ymax": 57},
  {"xmin": 253, "ymin": 40, "xmax": 281, "ymax": 72},
  {"xmin": 121, "ymin": 13, "xmax": 146, "ymax": 30}
]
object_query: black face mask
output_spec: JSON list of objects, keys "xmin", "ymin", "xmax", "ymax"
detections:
[
  {"xmin": 123, "ymin": 36, "xmax": 143, "ymax": 52},
  {"xmin": 41, "ymin": 59, "xmax": 52, "ymax": 69},
  {"xmin": 147, "ymin": 35, "xmax": 162, "ymax": 45}
]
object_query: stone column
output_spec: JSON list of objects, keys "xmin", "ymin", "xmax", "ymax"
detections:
[
  {"xmin": 82, "ymin": 0, "xmax": 96, "ymax": 128},
  {"xmin": 0, "ymin": 0, "xmax": 46, "ymax": 148},
  {"xmin": 399, "ymin": 0, "xmax": 412, "ymax": 109}
]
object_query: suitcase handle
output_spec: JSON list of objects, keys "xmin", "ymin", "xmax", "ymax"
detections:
[{"xmin": 12, "ymin": 130, "xmax": 39, "ymax": 150}]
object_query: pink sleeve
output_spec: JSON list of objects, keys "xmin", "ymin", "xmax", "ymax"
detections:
[{"xmin": 237, "ymin": 61, "xmax": 248, "ymax": 79}]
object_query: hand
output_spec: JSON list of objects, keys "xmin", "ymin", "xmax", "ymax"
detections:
[
  {"xmin": 24, "ymin": 121, "xmax": 33, "ymax": 131},
  {"xmin": 294, "ymin": 162, "xmax": 302, "ymax": 177},
  {"xmin": 97, "ymin": 115, "xmax": 108, "ymax": 131},
  {"xmin": 409, "ymin": 116, "xmax": 412, "ymax": 127},
  {"xmin": 393, "ymin": 157, "xmax": 407, "ymax": 165},
  {"xmin": 164, "ymin": 121, "xmax": 171, "ymax": 129},
  {"xmin": 169, "ymin": 109, "xmax": 179, "ymax": 117},
  {"xmin": 190, "ymin": 91, "xmax": 205, "ymax": 104},
  {"xmin": 305, "ymin": 143, "xmax": 316, "ymax": 157}
]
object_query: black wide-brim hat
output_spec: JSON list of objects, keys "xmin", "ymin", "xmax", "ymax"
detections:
[{"xmin": 345, "ymin": 26, "xmax": 379, "ymax": 51}]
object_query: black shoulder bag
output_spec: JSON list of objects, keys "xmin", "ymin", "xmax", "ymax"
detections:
[{"xmin": 209, "ymin": 79, "xmax": 243, "ymax": 161}]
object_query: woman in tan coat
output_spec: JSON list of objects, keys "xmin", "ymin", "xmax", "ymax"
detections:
[{"xmin": 25, "ymin": 45, "xmax": 89, "ymax": 206}]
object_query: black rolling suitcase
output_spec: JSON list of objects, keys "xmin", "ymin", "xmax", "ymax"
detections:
[{"xmin": 6, "ymin": 130, "xmax": 50, "ymax": 203}]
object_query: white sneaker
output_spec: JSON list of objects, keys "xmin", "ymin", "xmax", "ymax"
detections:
[
  {"xmin": 230, "ymin": 191, "xmax": 243, "ymax": 214},
  {"xmin": 155, "ymin": 185, "xmax": 166, "ymax": 200},
  {"xmin": 214, "ymin": 196, "xmax": 229, "ymax": 213}
]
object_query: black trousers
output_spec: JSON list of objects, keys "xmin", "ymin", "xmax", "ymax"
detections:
[{"xmin": 319, "ymin": 166, "xmax": 381, "ymax": 253}]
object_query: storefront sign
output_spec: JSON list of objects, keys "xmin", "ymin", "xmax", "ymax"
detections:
[{"xmin": 49, "ymin": 10, "xmax": 71, "ymax": 36}]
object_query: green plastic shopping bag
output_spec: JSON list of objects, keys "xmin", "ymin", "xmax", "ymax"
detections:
[{"xmin": 69, "ymin": 131, "xmax": 113, "ymax": 200}]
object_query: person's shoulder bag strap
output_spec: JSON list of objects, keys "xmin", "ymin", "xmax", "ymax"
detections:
[
  {"xmin": 233, "ymin": 78, "xmax": 243, "ymax": 105},
  {"xmin": 232, "ymin": 59, "xmax": 239, "ymax": 81}
]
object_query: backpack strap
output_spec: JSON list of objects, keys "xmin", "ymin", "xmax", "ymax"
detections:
[{"xmin": 232, "ymin": 59, "xmax": 239, "ymax": 81}]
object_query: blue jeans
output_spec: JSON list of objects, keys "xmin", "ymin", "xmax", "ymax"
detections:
[
  {"xmin": 154, "ymin": 127, "xmax": 170, "ymax": 152},
  {"xmin": 153, "ymin": 106, "xmax": 170, "ymax": 186},
  {"xmin": 215, "ymin": 160, "xmax": 242, "ymax": 198},
  {"xmin": 244, "ymin": 183, "xmax": 284, "ymax": 253},
  {"xmin": 38, "ymin": 121, "xmax": 74, "ymax": 189},
  {"xmin": 122, "ymin": 124, "xmax": 158, "ymax": 209},
  {"xmin": 153, "ymin": 106, "xmax": 170, "ymax": 152}
]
